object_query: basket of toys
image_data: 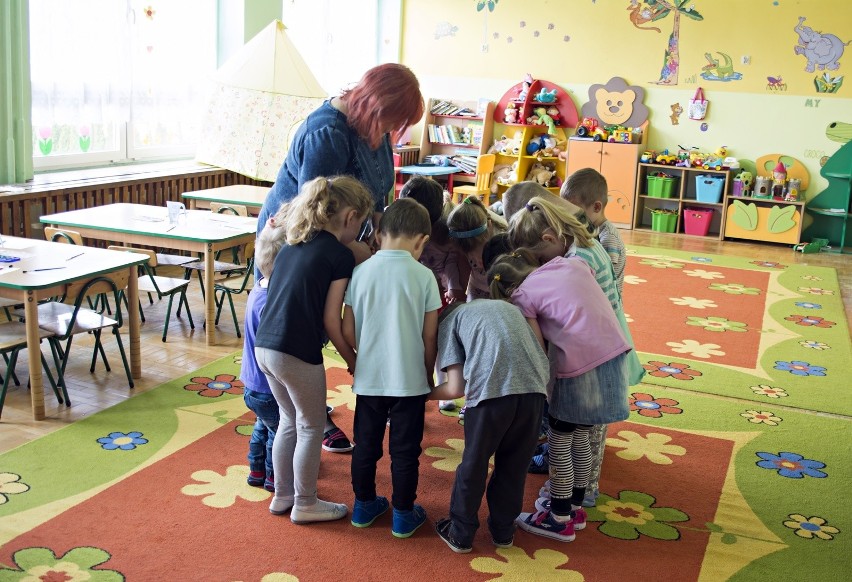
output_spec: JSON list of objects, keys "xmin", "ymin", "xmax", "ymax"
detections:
[
  {"xmin": 683, "ymin": 207, "xmax": 714, "ymax": 236},
  {"xmin": 650, "ymin": 208, "xmax": 678, "ymax": 233},
  {"xmin": 647, "ymin": 173, "xmax": 678, "ymax": 198},
  {"xmin": 695, "ymin": 175, "xmax": 724, "ymax": 203}
]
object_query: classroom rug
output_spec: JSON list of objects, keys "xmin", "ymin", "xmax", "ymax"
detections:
[
  {"xmin": 622, "ymin": 245, "xmax": 851, "ymax": 416},
  {"xmin": 1, "ymin": 352, "xmax": 848, "ymax": 581}
]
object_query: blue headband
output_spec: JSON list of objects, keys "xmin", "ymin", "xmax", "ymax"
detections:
[{"xmin": 448, "ymin": 222, "xmax": 488, "ymax": 239}]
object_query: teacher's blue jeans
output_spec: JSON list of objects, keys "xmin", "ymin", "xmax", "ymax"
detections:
[{"xmin": 244, "ymin": 389, "xmax": 280, "ymax": 477}]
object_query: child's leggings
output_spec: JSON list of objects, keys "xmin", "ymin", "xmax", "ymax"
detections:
[{"xmin": 547, "ymin": 414, "xmax": 592, "ymax": 517}]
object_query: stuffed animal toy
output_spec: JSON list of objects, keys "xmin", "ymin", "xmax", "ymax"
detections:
[
  {"xmin": 533, "ymin": 87, "xmax": 558, "ymax": 103},
  {"xmin": 546, "ymin": 106, "xmax": 561, "ymax": 126},
  {"xmin": 487, "ymin": 136, "xmax": 509, "ymax": 155},
  {"xmin": 504, "ymin": 102, "xmax": 518, "ymax": 124},
  {"xmin": 518, "ymin": 73, "xmax": 534, "ymax": 101},
  {"xmin": 532, "ymin": 107, "xmax": 557, "ymax": 135},
  {"xmin": 491, "ymin": 164, "xmax": 513, "ymax": 194},
  {"xmin": 525, "ymin": 162, "xmax": 556, "ymax": 186},
  {"xmin": 501, "ymin": 130, "xmax": 524, "ymax": 156}
]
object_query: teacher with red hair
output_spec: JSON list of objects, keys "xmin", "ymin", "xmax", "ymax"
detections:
[{"xmin": 257, "ymin": 63, "xmax": 425, "ymax": 262}]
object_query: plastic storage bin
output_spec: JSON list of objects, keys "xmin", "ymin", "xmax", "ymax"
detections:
[
  {"xmin": 683, "ymin": 208, "xmax": 714, "ymax": 236},
  {"xmin": 650, "ymin": 209, "xmax": 677, "ymax": 233},
  {"xmin": 647, "ymin": 175, "xmax": 678, "ymax": 198},
  {"xmin": 695, "ymin": 175, "xmax": 724, "ymax": 203}
]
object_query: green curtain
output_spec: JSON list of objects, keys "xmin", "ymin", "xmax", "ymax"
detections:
[{"xmin": 0, "ymin": 0, "xmax": 33, "ymax": 184}]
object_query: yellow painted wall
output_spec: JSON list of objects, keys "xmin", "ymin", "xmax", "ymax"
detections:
[{"xmin": 400, "ymin": 0, "xmax": 852, "ymax": 198}]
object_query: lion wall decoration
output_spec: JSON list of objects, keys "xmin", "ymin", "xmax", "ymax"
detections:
[{"xmin": 580, "ymin": 77, "xmax": 649, "ymax": 127}]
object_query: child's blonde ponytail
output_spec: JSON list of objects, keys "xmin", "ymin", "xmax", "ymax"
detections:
[{"xmin": 283, "ymin": 176, "xmax": 373, "ymax": 245}]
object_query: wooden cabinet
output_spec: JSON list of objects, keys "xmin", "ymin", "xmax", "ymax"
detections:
[
  {"xmin": 418, "ymin": 98, "xmax": 495, "ymax": 187},
  {"xmin": 633, "ymin": 163, "xmax": 730, "ymax": 239},
  {"xmin": 568, "ymin": 131, "xmax": 647, "ymax": 229}
]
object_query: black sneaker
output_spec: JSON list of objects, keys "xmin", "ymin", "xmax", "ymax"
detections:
[
  {"xmin": 528, "ymin": 451, "xmax": 549, "ymax": 474},
  {"xmin": 435, "ymin": 518, "xmax": 472, "ymax": 554},
  {"xmin": 492, "ymin": 534, "xmax": 514, "ymax": 549}
]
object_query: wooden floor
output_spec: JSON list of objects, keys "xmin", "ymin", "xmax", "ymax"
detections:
[{"xmin": 1, "ymin": 231, "xmax": 849, "ymax": 454}]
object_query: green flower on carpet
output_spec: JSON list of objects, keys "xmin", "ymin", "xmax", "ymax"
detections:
[
  {"xmin": 799, "ymin": 340, "xmax": 830, "ymax": 350},
  {"xmin": 682, "ymin": 268, "xmax": 725, "ymax": 279},
  {"xmin": 424, "ymin": 438, "xmax": 492, "ymax": 473},
  {"xmin": 181, "ymin": 465, "xmax": 270, "ymax": 508},
  {"xmin": 586, "ymin": 490, "xmax": 689, "ymax": 540},
  {"xmin": 797, "ymin": 286, "xmax": 834, "ymax": 295},
  {"xmin": 0, "ymin": 472, "xmax": 30, "ymax": 505},
  {"xmin": 783, "ymin": 514, "xmax": 840, "ymax": 540},
  {"xmin": 642, "ymin": 361, "xmax": 702, "ymax": 381},
  {"xmin": 666, "ymin": 339, "xmax": 725, "ymax": 359},
  {"xmin": 96, "ymin": 431, "xmax": 148, "ymax": 450},
  {"xmin": 740, "ymin": 410, "xmax": 782, "ymax": 426},
  {"xmin": 606, "ymin": 430, "xmax": 686, "ymax": 465},
  {"xmin": 470, "ymin": 547, "xmax": 583, "ymax": 581},
  {"xmin": 750, "ymin": 384, "xmax": 789, "ymax": 399},
  {"xmin": 639, "ymin": 258, "xmax": 684, "ymax": 269},
  {"xmin": 624, "ymin": 274, "xmax": 646, "ymax": 285},
  {"xmin": 750, "ymin": 260, "xmax": 786, "ymax": 269},
  {"xmin": 184, "ymin": 374, "xmax": 244, "ymax": 397},
  {"xmin": 708, "ymin": 283, "xmax": 761, "ymax": 295},
  {"xmin": 686, "ymin": 316, "xmax": 748, "ymax": 332},
  {"xmin": 784, "ymin": 314, "xmax": 836, "ymax": 328},
  {"xmin": 235, "ymin": 423, "xmax": 255, "ymax": 436},
  {"xmin": 670, "ymin": 296, "xmax": 718, "ymax": 309},
  {"xmin": 0, "ymin": 546, "xmax": 123, "ymax": 581},
  {"xmin": 629, "ymin": 391, "xmax": 684, "ymax": 417}
]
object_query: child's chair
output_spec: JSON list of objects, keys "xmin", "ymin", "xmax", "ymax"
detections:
[{"xmin": 450, "ymin": 154, "xmax": 496, "ymax": 204}]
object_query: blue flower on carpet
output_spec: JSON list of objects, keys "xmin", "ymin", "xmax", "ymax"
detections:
[
  {"xmin": 97, "ymin": 431, "xmax": 149, "ymax": 451},
  {"xmin": 756, "ymin": 452, "xmax": 827, "ymax": 479},
  {"xmin": 795, "ymin": 302, "xmax": 822, "ymax": 309},
  {"xmin": 773, "ymin": 361, "xmax": 827, "ymax": 377},
  {"xmin": 691, "ymin": 256, "xmax": 712, "ymax": 262}
]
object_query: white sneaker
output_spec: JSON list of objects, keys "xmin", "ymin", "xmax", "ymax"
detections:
[
  {"xmin": 439, "ymin": 400, "xmax": 457, "ymax": 411},
  {"xmin": 290, "ymin": 499, "xmax": 348, "ymax": 524},
  {"xmin": 539, "ymin": 479, "xmax": 551, "ymax": 499},
  {"xmin": 269, "ymin": 496, "xmax": 294, "ymax": 515}
]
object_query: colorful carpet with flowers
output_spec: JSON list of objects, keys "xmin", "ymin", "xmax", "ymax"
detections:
[
  {"xmin": 622, "ymin": 245, "xmax": 850, "ymax": 416},
  {"xmin": 1, "ymin": 346, "xmax": 849, "ymax": 581}
]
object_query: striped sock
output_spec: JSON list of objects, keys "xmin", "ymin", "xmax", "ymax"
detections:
[{"xmin": 547, "ymin": 428, "xmax": 574, "ymax": 516}]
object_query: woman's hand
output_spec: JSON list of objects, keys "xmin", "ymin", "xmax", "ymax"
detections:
[{"xmin": 444, "ymin": 289, "xmax": 466, "ymax": 304}]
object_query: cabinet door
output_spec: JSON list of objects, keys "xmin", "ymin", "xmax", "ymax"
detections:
[
  {"xmin": 601, "ymin": 144, "xmax": 639, "ymax": 227},
  {"xmin": 566, "ymin": 140, "xmax": 603, "ymax": 175}
]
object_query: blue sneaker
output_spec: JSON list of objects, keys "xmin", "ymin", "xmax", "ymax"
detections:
[
  {"xmin": 392, "ymin": 504, "xmax": 427, "ymax": 538},
  {"xmin": 516, "ymin": 510, "xmax": 576, "ymax": 542},
  {"xmin": 351, "ymin": 496, "xmax": 389, "ymax": 528}
]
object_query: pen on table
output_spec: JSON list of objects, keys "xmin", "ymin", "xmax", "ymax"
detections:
[
  {"xmin": 66, "ymin": 252, "xmax": 84, "ymax": 261},
  {"xmin": 166, "ymin": 225, "xmax": 176, "ymax": 232},
  {"xmin": 23, "ymin": 267, "xmax": 66, "ymax": 272}
]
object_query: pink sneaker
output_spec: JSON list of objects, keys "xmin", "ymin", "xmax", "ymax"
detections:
[{"xmin": 516, "ymin": 510, "xmax": 575, "ymax": 542}]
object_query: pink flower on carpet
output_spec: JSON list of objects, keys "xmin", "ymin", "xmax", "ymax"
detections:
[
  {"xmin": 643, "ymin": 361, "xmax": 703, "ymax": 381},
  {"xmin": 629, "ymin": 392, "xmax": 683, "ymax": 418},
  {"xmin": 784, "ymin": 315, "xmax": 836, "ymax": 328},
  {"xmin": 184, "ymin": 374, "xmax": 244, "ymax": 397}
]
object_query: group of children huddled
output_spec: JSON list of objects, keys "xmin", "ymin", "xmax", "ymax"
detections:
[{"xmin": 239, "ymin": 167, "xmax": 644, "ymax": 550}]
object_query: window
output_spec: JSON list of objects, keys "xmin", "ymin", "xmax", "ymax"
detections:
[{"xmin": 29, "ymin": 0, "xmax": 217, "ymax": 169}]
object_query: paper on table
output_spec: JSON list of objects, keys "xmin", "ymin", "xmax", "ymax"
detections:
[
  {"xmin": 0, "ymin": 266, "xmax": 19, "ymax": 276},
  {"xmin": 0, "ymin": 239, "xmax": 35, "ymax": 250}
]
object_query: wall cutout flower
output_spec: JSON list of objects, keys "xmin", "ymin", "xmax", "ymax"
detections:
[
  {"xmin": 773, "ymin": 361, "xmax": 827, "ymax": 377},
  {"xmin": 686, "ymin": 316, "xmax": 748, "ymax": 333},
  {"xmin": 184, "ymin": 374, "xmax": 244, "ymax": 397},
  {"xmin": 96, "ymin": 431, "xmax": 148, "ymax": 451},
  {"xmin": 799, "ymin": 340, "xmax": 830, "ymax": 350},
  {"xmin": 682, "ymin": 268, "xmax": 725, "ymax": 279},
  {"xmin": 666, "ymin": 339, "xmax": 725, "ymax": 359},
  {"xmin": 750, "ymin": 384, "xmax": 788, "ymax": 398},
  {"xmin": 670, "ymin": 296, "xmax": 718, "ymax": 309},
  {"xmin": 783, "ymin": 514, "xmax": 839, "ymax": 540},
  {"xmin": 784, "ymin": 315, "xmax": 836, "ymax": 328},
  {"xmin": 586, "ymin": 490, "xmax": 689, "ymax": 540},
  {"xmin": 755, "ymin": 452, "xmax": 827, "ymax": 479},
  {"xmin": 708, "ymin": 282, "xmax": 761, "ymax": 295},
  {"xmin": 629, "ymin": 392, "xmax": 683, "ymax": 417},
  {"xmin": 182, "ymin": 465, "xmax": 270, "ymax": 508},
  {"xmin": 0, "ymin": 546, "xmax": 123, "ymax": 581},
  {"xmin": 642, "ymin": 361, "xmax": 703, "ymax": 381},
  {"xmin": 740, "ymin": 410, "xmax": 782, "ymax": 426},
  {"xmin": 606, "ymin": 430, "xmax": 686, "ymax": 464},
  {"xmin": 143, "ymin": 6, "xmax": 156, "ymax": 19},
  {"xmin": 470, "ymin": 547, "xmax": 583, "ymax": 581},
  {"xmin": 0, "ymin": 473, "xmax": 30, "ymax": 505}
]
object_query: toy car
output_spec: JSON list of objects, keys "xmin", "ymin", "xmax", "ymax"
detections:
[
  {"xmin": 609, "ymin": 128, "xmax": 632, "ymax": 143},
  {"xmin": 592, "ymin": 126, "xmax": 610, "ymax": 141},
  {"xmin": 702, "ymin": 158, "xmax": 724, "ymax": 170},
  {"xmin": 575, "ymin": 117, "xmax": 599, "ymax": 138},
  {"xmin": 640, "ymin": 151, "xmax": 656, "ymax": 163},
  {"xmin": 656, "ymin": 153, "xmax": 677, "ymax": 165}
]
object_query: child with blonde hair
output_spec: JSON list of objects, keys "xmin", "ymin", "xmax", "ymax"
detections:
[
  {"xmin": 489, "ymin": 247, "xmax": 630, "ymax": 542},
  {"xmin": 509, "ymin": 196, "xmax": 645, "ymax": 510},
  {"xmin": 447, "ymin": 196, "xmax": 507, "ymax": 300},
  {"xmin": 255, "ymin": 176, "xmax": 373, "ymax": 524}
]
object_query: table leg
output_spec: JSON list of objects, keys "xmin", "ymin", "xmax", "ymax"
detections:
[
  {"xmin": 24, "ymin": 292, "xmax": 45, "ymax": 420},
  {"xmin": 447, "ymin": 174, "xmax": 454, "ymax": 195},
  {"xmin": 205, "ymin": 243, "xmax": 216, "ymax": 345},
  {"xmin": 127, "ymin": 265, "xmax": 141, "ymax": 378},
  {"xmin": 188, "ymin": 199, "xmax": 197, "ymax": 210}
]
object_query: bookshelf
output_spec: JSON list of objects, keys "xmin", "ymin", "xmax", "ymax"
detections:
[{"xmin": 418, "ymin": 98, "xmax": 495, "ymax": 186}]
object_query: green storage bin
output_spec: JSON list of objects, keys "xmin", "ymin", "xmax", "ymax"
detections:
[
  {"xmin": 647, "ymin": 175, "xmax": 678, "ymax": 198},
  {"xmin": 650, "ymin": 209, "xmax": 677, "ymax": 233}
]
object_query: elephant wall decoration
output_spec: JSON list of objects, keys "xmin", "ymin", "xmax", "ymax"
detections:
[{"xmin": 793, "ymin": 16, "xmax": 851, "ymax": 73}]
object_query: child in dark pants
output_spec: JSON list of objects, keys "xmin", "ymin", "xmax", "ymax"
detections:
[{"xmin": 430, "ymin": 297, "xmax": 549, "ymax": 553}]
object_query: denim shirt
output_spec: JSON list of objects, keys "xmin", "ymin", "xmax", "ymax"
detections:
[{"xmin": 257, "ymin": 100, "xmax": 394, "ymax": 235}]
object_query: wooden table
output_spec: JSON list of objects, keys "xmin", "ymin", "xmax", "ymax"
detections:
[
  {"xmin": 0, "ymin": 236, "xmax": 148, "ymax": 420},
  {"xmin": 182, "ymin": 185, "xmax": 269, "ymax": 212},
  {"xmin": 398, "ymin": 164, "xmax": 462, "ymax": 193},
  {"xmin": 40, "ymin": 203, "xmax": 257, "ymax": 346}
]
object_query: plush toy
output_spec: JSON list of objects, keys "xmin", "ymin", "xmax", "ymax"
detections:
[
  {"xmin": 525, "ymin": 161, "xmax": 557, "ymax": 186},
  {"xmin": 504, "ymin": 102, "xmax": 518, "ymax": 124},
  {"xmin": 518, "ymin": 73, "xmax": 534, "ymax": 101},
  {"xmin": 531, "ymin": 107, "xmax": 557, "ymax": 135},
  {"xmin": 546, "ymin": 106, "xmax": 561, "ymax": 126},
  {"xmin": 491, "ymin": 163, "xmax": 513, "ymax": 194},
  {"xmin": 487, "ymin": 136, "xmax": 509, "ymax": 155},
  {"xmin": 533, "ymin": 87, "xmax": 558, "ymax": 102},
  {"xmin": 501, "ymin": 130, "xmax": 524, "ymax": 155}
]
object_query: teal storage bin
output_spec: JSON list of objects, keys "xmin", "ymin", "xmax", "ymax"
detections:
[{"xmin": 696, "ymin": 175, "xmax": 724, "ymax": 203}]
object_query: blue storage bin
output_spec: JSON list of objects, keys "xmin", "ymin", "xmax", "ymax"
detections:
[{"xmin": 695, "ymin": 175, "xmax": 724, "ymax": 203}]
